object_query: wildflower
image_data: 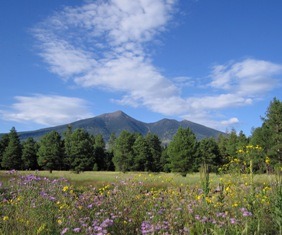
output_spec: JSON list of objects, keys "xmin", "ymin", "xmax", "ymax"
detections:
[
  {"xmin": 230, "ymin": 218, "xmax": 237, "ymax": 224},
  {"xmin": 232, "ymin": 203, "xmax": 238, "ymax": 207},
  {"xmin": 240, "ymin": 208, "xmax": 252, "ymax": 217},
  {"xmin": 57, "ymin": 219, "xmax": 62, "ymax": 225},
  {"xmin": 265, "ymin": 157, "xmax": 270, "ymax": 164},
  {"xmin": 73, "ymin": 228, "xmax": 81, "ymax": 233},
  {"xmin": 3, "ymin": 216, "xmax": 9, "ymax": 221},
  {"xmin": 61, "ymin": 228, "xmax": 69, "ymax": 235},
  {"xmin": 62, "ymin": 186, "xmax": 69, "ymax": 192}
]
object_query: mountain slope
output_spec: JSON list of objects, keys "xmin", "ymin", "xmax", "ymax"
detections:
[{"xmin": 12, "ymin": 110, "xmax": 224, "ymax": 142}]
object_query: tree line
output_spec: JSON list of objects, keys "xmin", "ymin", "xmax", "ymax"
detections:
[{"xmin": 0, "ymin": 98, "xmax": 281, "ymax": 175}]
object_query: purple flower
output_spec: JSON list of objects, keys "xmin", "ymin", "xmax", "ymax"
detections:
[
  {"xmin": 230, "ymin": 218, "xmax": 237, "ymax": 224},
  {"xmin": 243, "ymin": 211, "xmax": 252, "ymax": 217},
  {"xmin": 100, "ymin": 218, "xmax": 114, "ymax": 228},
  {"xmin": 240, "ymin": 207, "xmax": 252, "ymax": 217},
  {"xmin": 61, "ymin": 228, "xmax": 69, "ymax": 235},
  {"xmin": 141, "ymin": 221, "xmax": 154, "ymax": 234},
  {"xmin": 73, "ymin": 228, "xmax": 81, "ymax": 233}
]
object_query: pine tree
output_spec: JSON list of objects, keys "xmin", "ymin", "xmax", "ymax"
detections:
[
  {"xmin": 167, "ymin": 127, "xmax": 198, "ymax": 176},
  {"xmin": 145, "ymin": 133, "xmax": 162, "ymax": 172},
  {"xmin": 1, "ymin": 127, "xmax": 22, "ymax": 170},
  {"xmin": 0, "ymin": 134, "xmax": 9, "ymax": 169},
  {"xmin": 132, "ymin": 135, "xmax": 150, "ymax": 171},
  {"xmin": 21, "ymin": 137, "xmax": 39, "ymax": 170},
  {"xmin": 112, "ymin": 130, "xmax": 136, "ymax": 172},
  {"xmin": 68, "ymin": 129, "xmax": 94, "ymax": 173},
  {"xmin": 63, "ymin": 125, "xmax": 73, "ymax": 169},
  {"xmin": 198, "ymin": 137, "xmax": 221, "ymax": 172},
  {"xmin": 263, "ymin": 98, "xmax": 282, "ymax": 164},
  {"xmin": 93, "ymin": 134, "xmax": 106, "ymax": 170},
  {"xmin": 37, "ymin": 131, "xmax": 63, "ymax": 173}
]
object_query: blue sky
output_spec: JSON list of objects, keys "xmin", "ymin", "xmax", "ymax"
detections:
[{"xmin": 1, "ymin": 0, "xmax": 282, "ymax": 136}]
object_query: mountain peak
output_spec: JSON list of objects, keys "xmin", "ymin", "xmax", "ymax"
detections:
[
  {"xmin": 15, "ymin": 110, "xmax": 224, "ymax": 142},
  {"xmin": 99, "ymin": 110, "xmax": 127, "ymax": 119}
]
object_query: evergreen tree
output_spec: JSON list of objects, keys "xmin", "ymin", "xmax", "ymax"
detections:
[
  {"xmin": 67, "ymin": 129, "xmax": 94, "ymax": 173},
  {"xmin": 145, "ymin": 133, "xmax": 162, "ymax": 172},
  {"xmin": 0, "ymin": 134, "xmax": 9, "ymax": 169},
  {"xmin": 1, "ymin": 127, "xmax": 22, "ymax": 170},
  {"xmin": 104, "ymin": 133, "xmax": 116, "ymax": 171},
  {"xmin": 37, "ymin": 131, "xmax": 63, "ymax": 173},
  {"xmin": 217, "ymin": 133, "xmax": 229, "ymax": 164},
  {"xmin": 160, "ymin": 146, "xmax": 171, "ymax": 172},
  {"xmin": 250, "ymin": 124, "xmax": 272, "ymax": 155},
  {"xmin": 167, "ymin": 127, "xmax": 198, "ymax": 176},
  {"xmin": 237, "ymin": 131, "xmax": 249, "ymax": 150},
  {"xmin": 63, "ymin": 125, "xmax": 73, "ymax": 169},
  {"xmin": 225, "ymin": 129, "xmax": 239, "ymax": 158},
  {"xmin": 22, "ymin": 137, "xmax": 39, "ymax": 170},
  {"xmin": 112, "ymin": 130, "xmax": 136, "ymax": 172},
  {"xmin": 132, "ymin": 135, "xmax": 150, "ymax": 171},
  {"xmin": 93, "ymin": 134, "xmax": 107, "ymax": 170},
  {"xmin": 198, "ymin": 137, "xmax": 221, "ymax": 172},
  {"xmin": 263, "ymin": 98, "xmax": 282, "ymax": 164}
]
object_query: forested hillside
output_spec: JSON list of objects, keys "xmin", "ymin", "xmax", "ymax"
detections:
[{"xmin": 0, "ymin": 98, "xmax": 281, "ymax": 175}]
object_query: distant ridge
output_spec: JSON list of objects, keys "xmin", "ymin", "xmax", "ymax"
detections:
[{"xmin": 7, "ymin": 111, "xmax": 224, "ymax": 143}]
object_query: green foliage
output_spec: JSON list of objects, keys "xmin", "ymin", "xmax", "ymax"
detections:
[
  {"xmin": 167, "ymin": 127, "xmax": 198, "ymax": 176},
  {"xmin": 145, "ymin": 133, "xmax": 162, "ymax": 172},
  {"xmin": 21, "ymin": 137, "xmax": 38, "ymax": 170},
  {"xmin": 264, "ymin": 98, "xmax": 282, "ymax": 164},
  {"xmin": 93, "ymin": 134, "xmax": 108, "ymax": 171},
  {"xmin": 250, "ymin": 98, "xmax": 282, "ymax": 170},
  {"xmin": 198, "ymin": 137, "xmax": 222, "ymax": 172},
  {"xmin": 63, "ymin": 125, "xmax": 73, "ymax": 169},
  {"xmin": 67, "ymin": 128, "xmax": 94, "ymax": 173},
  {"xmin": 112, "ymin": 130, "xmax": 136, "ymax": 172},
  {"xmin": 1, "ymin": 127, "xmax": 22, "ymax": 170},
  {"xmin": 37, "ymin": 131, "xmax": 64, "ymax": 173},
  {"xmin": 132, "ymin": 135, "xmax": 151, "ymax": 171},
  {"xmin": 0, "ymin": 134, "xmax": 9, "ymax": 170}
]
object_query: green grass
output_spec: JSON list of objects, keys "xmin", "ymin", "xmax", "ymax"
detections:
[{"xmin": 0, "ymin": 170, "xmax": 276, "ymax": 188}]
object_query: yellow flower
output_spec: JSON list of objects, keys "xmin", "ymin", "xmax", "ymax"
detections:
[
  {"xmin": 37, "ymin": 224, "xmax": 46, "ymax": 234},
  {"xmin": 225, "ymin": 186, "xmax": 231, "ymax": 192},
  {"xmin": 232, "ymin": 203, "xmax": 238, "ymax": 207},
  {"xmin": 3, "ymin": 216, "xmax": 9, "ymax": 221},
  {"xmin": 205, "ymin": 197, "xmax": 212, "ymax": 204},
  {"xmin": 265, "ymin": 157, "xmax": 270, "ymax": 164},
  {"xmin": 62, "ymin": 186, "xmax": 69, "ymax": 192},
  {"xmin": 196, "ymin": 195, "xmax": 202, "ymax": 200},
  {"xmin": 57, "ymin": 219, "xmax": 62, "ymax": 225}
]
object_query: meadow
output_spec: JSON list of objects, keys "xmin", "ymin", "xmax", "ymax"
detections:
[{"xmin": 0, "ymin": 170, "xmax": 281, "ymax": 235}]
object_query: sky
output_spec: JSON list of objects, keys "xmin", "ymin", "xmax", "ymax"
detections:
[{"xmin": 1, "ymin": 0, "xmax": 282, "ymax": 136}]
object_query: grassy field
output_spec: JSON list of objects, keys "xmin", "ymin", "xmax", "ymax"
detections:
[
  {"xmin": 1, "ymin": 170, "xmax": 276, "ymax": 187},
  {"xmin": 0, "ymin": 170, "xmax": 281, "ymax": 234}
]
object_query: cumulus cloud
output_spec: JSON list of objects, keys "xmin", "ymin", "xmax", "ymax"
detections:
[
  {"xmin": 0, "ymin": 95, "xmax": 93, "ymax": 126},
  {"xmin": 221, "ymin": 117, "xmax": 239, "ymax": 126},
  {"xmin": 210, "ymin": 59, "xmax": 282, "ymax": 96},
  {"xmin": 31, "ymin": 0, "xmax": 282, "ymax": 130}
]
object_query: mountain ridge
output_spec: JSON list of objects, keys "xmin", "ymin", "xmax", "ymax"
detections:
[{"xmin": 4, "ymin": 111, "xmax": 225, "ymax": 143}]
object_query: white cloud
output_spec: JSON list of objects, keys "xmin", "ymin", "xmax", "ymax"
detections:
[
  {"xmin": 221, "ymin": 117, "xmax": 239, "ymax": 126},
  {"xmin": 31, "ymin": 0, "xmax": 282, "ymax": 131},
  {"xmin": 0, "ymin": 95, "xmax": 93, "ymax": 126},
  {"xmin": 210, "ymin": 59, "xmax": 282, "ymax": 96}
]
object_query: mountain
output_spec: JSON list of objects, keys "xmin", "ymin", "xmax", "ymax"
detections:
[{"xmin": 6, "ymin": 111, "xmax": 225, "ymax": 143}]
